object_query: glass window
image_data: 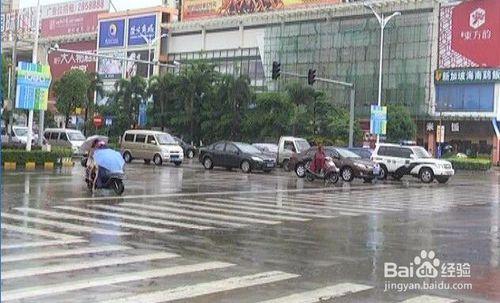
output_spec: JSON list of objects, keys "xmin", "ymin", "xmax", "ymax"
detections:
[
  {"xmin": 284, "ymin": 141, "xmax": 295, "ymax": 152},
  {"xmin": 147, "ymin": 135, "xmax": 156, "ymax": 144},
  {"xmin": 60, "ymin": 133, "xmax": 68, "ymax": 141},
  {"xmin": 124, "ymin": 134, "xmax": 134, "ymax": 142},
  {"xmin": 67, "ymin": 132, "xmax": 85, "ymax": 141},
  {"xmin": 50, "ymin": 132, "xmax": 59, "ymax": 140},
  {"xmin": 225, "ymin": 144, "xmax": 239, "ymax": 154},
  {"xmin": 44, "ymin": 132, "xmax": 50, "ymax": 139},
  {"xmin": 135, "ymin": 134, "xmax": 146, "ymax": 143},
  {"xmin": 214, "ymin": 142, "xmax": 225, "ymax": 151}
]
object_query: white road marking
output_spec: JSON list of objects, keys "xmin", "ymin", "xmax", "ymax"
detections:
[
  {"xmin": 399, "ymin": 295, "xmax": 458, "ymax": 303},
  {"xmin": 2, "ymin": 252, "xmax": 179, "ymax": 280},
  {"xmin": 2, "ymin": 239, "xmax": 88, "ymax": 250},
  {"xmin": 14, "ymin": 208, "xmax": 174, "ymax": 234},
  {"xmin": 142, "ymin": 200, "xmax": 310, "ymax": 222},
  {"xmin": 2, "ymin": 213, "xmax": 130, "ymax": 236},
  {"xmin": 257, "ymin": 283, "xmax": 373, "ymax": 303},
  {"xmin": 1, "ymin": 261, "xmax": 234, "ymax": 301},
  {"xmin": 119, "ymin": 203, "xmax": 281, "ymax": 225},
  {"xmin": 1, "ymin": 223, "xmax": 79, "ymax": 240},
  {"xmin": 181, "ymin": 198, "xmax": 334, "ymax": 219},
  {"xmin": 55, "ymin": 205, "xmax": 245, "ymax": 229},
  {"xmin": 98, "ymin": 271, "xmax": 299, "ymax": 303},
  {"xmin": 207, "ymin": 197, "xmax": 323, "ymax": 214},
  {"xmin": 2, "ymin": 245, "xmax": 130, "ymax": 263}
]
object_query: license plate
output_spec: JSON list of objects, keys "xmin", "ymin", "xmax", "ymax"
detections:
[{"xmin": 266, "ymin": 163, "xmax": 275, "ymax": 168}]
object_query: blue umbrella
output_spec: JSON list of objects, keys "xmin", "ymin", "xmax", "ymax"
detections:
[{"xmin": 93, "ymin": 148, "xmax": 125, "ymax": 173}]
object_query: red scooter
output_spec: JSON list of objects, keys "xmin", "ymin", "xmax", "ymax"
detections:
[{"xmin": 304, "ymin": 157, "xmax": 340, "ymax": 185}]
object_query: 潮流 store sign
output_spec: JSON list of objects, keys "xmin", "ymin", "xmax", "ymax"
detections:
[
  {"xmin": 434, "ymin": 68, "xmax": 500, "ymax": 84},
  {"xmin": 127, "ymin": 15, "xmax": 157, "ymax": 46},
  {"xmin": 439, "ymin": 0, "xmax": 500, "ymax": 68}
]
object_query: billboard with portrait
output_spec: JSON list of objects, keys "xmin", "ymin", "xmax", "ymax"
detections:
[
  {"xmin": 182, "ymin": 0, "xmax": 341, "ymax": 21},
  {"xmin": 438, "ymin": 0, "xmax": 500, "ymax": 68},
  {"xmin": 125, "ymin": 50, "xmax": 153, "ymax": 78},
  {"xmin": 128, "ymin": 15, "xmax": 157, "ymax": 46},
  {"xmin": 98, "ymin": 52, "xmax": 124, "ymax": 80},
  {"xmin": 99, "ymin": 19, "xmax": 125, "ymax": 48}
]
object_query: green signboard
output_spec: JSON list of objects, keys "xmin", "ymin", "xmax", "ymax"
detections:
[
  {"xmin": 434, "ymin": 68, "xmax": 500, "ymax": 84},
  {"xmin": 15, "ymin": 62, "xmax": 52, "ymax": 110}
]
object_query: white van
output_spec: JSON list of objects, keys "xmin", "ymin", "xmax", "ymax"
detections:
[
  {"xmin": 44, "ymin": 128, "xmax": 85, "ymax": 154},
  {"xmin": 277, "ymin": 136, "xmax": 311, "ymax": 171},
  {"xmin": 120, "ymin": 130, "xmax": 184, "ymax": 166}
]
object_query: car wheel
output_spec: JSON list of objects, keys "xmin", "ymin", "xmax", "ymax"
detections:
[
  {"xmin": 282, "ymin": 159, "xmax": 290, "ymax": 172},
  {"xmin": 391, "ymin": 173, "xmax": 403, "ymax": 181},
  {"xmin": 187, "ymin": 150, "xmax": 195, "ymax": 159},
  {"xmin": 153, "ymin": 154, "xmax": 163, "ymax": 166},
  {"xmin": 378, "ymin": 165, "xmax": 388, "ymax": 180},
  {"xmin": 295, "ymin": 163, "xmax": 306, "ymax": 178},
  {"xmin": 123, "ymin": 151, "xmax": 132, "ymax": 163},
  {"xmin": 203, "ymin": 157, "xmax": 213, "ymax": 170},
  {"xmin": 341, "ymin": 166, "xmax": 354, "ymax": 182},
  {"xmin": 241, "ymin": 160, "xmax": 251, "ymax": 173},
  {"xmin": 363, "ymin": 177, "xmax": 374, "ymax": 183},
  {"xmin": 436, "ymin": 176, "xmax": 449, "ymax": 184},
  {"xmin": 326, "ymin": 172, "xmax": 339, "ymax": 184},
  {"xmin": 420, "ymin": 167, "xmax": 434, "ymax": 183},
  {"xmin": 144, "ymin": 159, "xmax": 151, "ymax": 165},
  {"xmin": 263, "ymin": 169, "xmax": 272, "ymax": 173},
  {"xmin": 174, "ymin": 162, "xmax": 182, "ymax": 167}
]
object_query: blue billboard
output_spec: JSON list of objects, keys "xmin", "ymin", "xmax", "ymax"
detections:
[
  {"xmin": 128, "ymin": 15, "xmax": 156, "ymax": 46},
  {"xmin": 99, "ymin": 19, "xmax": 125, "ymax": 48},
  {"xmin": 370, "ymin": 105, "xmax": 387, "ymax": 135}
]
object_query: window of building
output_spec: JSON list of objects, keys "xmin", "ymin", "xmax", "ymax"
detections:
[{"xmin": 436, "ymin": 84, "xmax": 494, "ymax": 112}]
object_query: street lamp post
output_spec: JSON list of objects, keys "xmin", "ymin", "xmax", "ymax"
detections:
[
  {"xmin": 140, "ymin": 33, "xmax": 168, "ymax": 81},
  {"xmin": 365, "ymin": 4, "xmax": 400, "ymax": 144}
]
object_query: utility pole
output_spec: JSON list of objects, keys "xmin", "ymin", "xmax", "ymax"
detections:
[
  {"xmin": 26, "ymin": 0, "xmax": 41, "ymax": 151},
  {"xmin": 8, "ymin": 15, "xmax": 19, "ymax": 144}
]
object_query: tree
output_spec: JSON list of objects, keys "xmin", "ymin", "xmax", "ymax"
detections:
[
  {"xmin": 386, "ymin": 104, "xmax": 417, "ymax": 142},
  {"xmin": 286, "ymin": 82, "xmax": 316, "ymax": 136},
  {"xmin": 84, "ymin": 72, "xmax": 104, "ymax": 135},
  {"xmin": 147, "ymin": 73, "xmax": 179, "ymax": 129},
  {"xmin": 53, "ymin": 69, "xmax": 90, "ymax": 127},
  {"xmin": 113, "ymin": 76, "xmax": 147, "ymax": 129}
]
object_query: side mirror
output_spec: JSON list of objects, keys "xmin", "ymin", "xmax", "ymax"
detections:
[
  {"xmin": 150, "ymin": 140, "xmax": 156, "ymax": 145},
  {"xmin": 410, "ymin": 154, "xmax": 416, "ymax": 159}
]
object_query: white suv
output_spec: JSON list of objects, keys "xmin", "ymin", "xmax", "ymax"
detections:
[{"xmin": 372, "ymin": 143, "xmax": 454, "ymax": 183}]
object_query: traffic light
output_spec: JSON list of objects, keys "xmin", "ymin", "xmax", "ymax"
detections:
[
  {"xmin": 272, "ymin": 61, "xmax": 281, "ymax": 80},
  {"xmin": 307, "ymin": 69, "xmax": 316, "ymax": 85}
]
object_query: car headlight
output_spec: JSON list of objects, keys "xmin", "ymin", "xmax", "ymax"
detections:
[{"xmin": 251, "ymin": 156, "xmax": 263, "ymax": 162}]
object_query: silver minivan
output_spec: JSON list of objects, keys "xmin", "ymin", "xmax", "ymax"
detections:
[
  {"xmin": 44, "ymin": 128, "xmax": 86, "ymax": 154},
  {"xmin": 120, "ymin": 130, "xmax": 184, "ymax": 166}
]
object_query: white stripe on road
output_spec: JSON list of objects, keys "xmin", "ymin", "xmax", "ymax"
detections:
[
  {"xmin": 181, "ymin": 198, "xmax": 334, "ymax": 219},
  {"xmin": 2, "ymin": 213, "xmax": 130, "ymax": 236},
  {"xmin": 55, "ymin": 205, "xmax": 244, "ymax": 229},
  {"xmin": 14, "ymin": 208, "xmax": 174, "ymax": 234},
  {"xmin": 1, "ymin": 239, "xmax": 88, "ymax": 250},
  {"xmin": 1, "ymin": 223, "xmax": 79, "ymax": 240},
  {"xmin": 2, "ymin": 252, "xmax": 179, "ymax": 280},
  {"xmin": 257, "ymin": 283, "xmax": 373, "ymax": 303},
  {"xmin": 120, "ymin": 203, "xmax": 281, "ymax": 225},
  {"xmin": 98, "ymin": 271, "xmax": 299, "ymax": 303},
  {"xmin": 207, "ymin": 197, "xmax": 323, "ymax": 214},
  {"xmin": 144, "ymin": 200, "xmax": 310, "ymax": 222},
  {"xmin": 399, "ymin": 295, "xmax": 458, "ymax": 303},
  {"xmin": 291, "ymin": 196, "xmax": 405, "ymax": 212},
  {"xmin": 1, "ymin": 261, "xmax": 234, "ymax": 302},
  {"xmin": 1, "ymin": 245, "xmax": 130, "ymax": 263}
]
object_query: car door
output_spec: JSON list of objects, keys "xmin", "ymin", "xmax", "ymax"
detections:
[
  {"xmin": 330, "ymin": 149, "xmax": 343, "ymax": 168},
  {"xmin": 145, "ymin": 135, "xmax": 158, "ymax": 160},
  {"xmin": 59, "ymin": 132, "xmax": 71, "ymax": 148},
  {"xmin": 224, "ymin": 143, "xmax": 241, "ymax": 168},
  {"xmin": 134, "ymin": 134, "xmax": 147, "ymax": 159},
  {"xmin": 211, "ymin": 142, "xmax": 226, "ymax": 166}
]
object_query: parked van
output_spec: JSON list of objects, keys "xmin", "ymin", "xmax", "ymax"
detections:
[
  {"xmin": 44, "ymin": 128, "xmax": 86, "ymax": 154},
  {"xmin": 277, "ymin": 136, "xmax": 311, "ymax": 171},
  {"xmin": 120, "ymin": 130, "xmax": 184, "ymax": 166}
]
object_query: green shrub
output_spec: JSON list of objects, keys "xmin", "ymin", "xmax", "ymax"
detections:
[
  {"xmin": 1, "ymin": 148, "xmax": 73, "ymax": 165},
  {"xmin": 447, "ymin": 156, "xmax": 491, "ymax": 171}
]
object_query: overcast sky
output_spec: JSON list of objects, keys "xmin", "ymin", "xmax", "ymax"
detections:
[{"xmin": 20, "ymin": 0, "xmax": 163, "ymax": 10}]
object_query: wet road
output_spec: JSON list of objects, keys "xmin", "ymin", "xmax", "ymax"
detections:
[{"xmin": 2, "ymin": 160, "xmax": 499, "ymax": 303}]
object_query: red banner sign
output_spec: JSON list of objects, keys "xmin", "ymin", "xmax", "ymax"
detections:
[
  {"xmin": 48, "ymin": 41, "xmax": 97, "ymax": 80},
  {"xmin": 41, "ymin": 12, "xmax": 100, "ymax": 37}
]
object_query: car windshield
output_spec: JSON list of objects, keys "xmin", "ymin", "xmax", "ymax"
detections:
[
  {"xmin": 67, "ymin": 132, "xmax": 85, "ymax": 141},
  {"xmin": 157, "ymin": 134, "xmax": 177, "ymax": 145},
  {"xmin": 234, "ymin": 143, "xmax": 261, "ymax": 154},
  {"xmin": 336, "ymin": 148, "xmax": 361, "ymax": 159},
  {"xmin": 13, "ymin": 128, "xmax": 28, "ymax": 137},
  {"xmin": 296, "ymin": 140, "xmax": 310, "ymax": 152},
  {"xmin": 254, "ymin": 144, "xmax": 278, "ymax": 153},
  {"xmin": 413, "ymin": 146, "xmax": 432, "ymax": 158}
]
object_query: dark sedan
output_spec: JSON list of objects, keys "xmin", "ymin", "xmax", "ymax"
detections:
[
  {"xmin": 199, "ymin": 141, "xmax": 276, "ymax": 173},
  {"xmin": 173, "ymin": 136, "xmax": 197, "ymax": 159},
  {"xmin": 290, "ymin": 146, "xmax": 379, "ymax": 182},
  {"xmin": 347, "ymin": 147, "xmax": 373, "ymax": 159}
]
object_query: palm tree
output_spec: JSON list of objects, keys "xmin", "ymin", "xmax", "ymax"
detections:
[
  {"xmin": 147, "ymin": 73, "xmax": 178, "ymax": 127},
  {"xmin": 113, "ymin": 76, "xmax": 147, "ymax": 128},
  {"xmin": 84, "ymin": 72, "xmax": 104, "ymax": 136}
]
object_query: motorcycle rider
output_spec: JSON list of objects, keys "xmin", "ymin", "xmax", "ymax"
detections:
[{"xmin": 310, "ymin": 143, "xmax": 326, "ymax": 175}]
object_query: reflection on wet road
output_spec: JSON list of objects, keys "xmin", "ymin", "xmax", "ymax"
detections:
[{"xmin": 2, "ymin": 162, "xmax": 499, "ymax": 302}]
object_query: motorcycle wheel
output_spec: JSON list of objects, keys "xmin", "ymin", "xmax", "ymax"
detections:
[
  {"xmin": 326, "ymin": 173, "xmax": 339, "ymax": 185},
  {"xmin": 112, "ymin": 179, "xmax": 125, "ymax": 195},
  {"xmin": 305, "ymin": 173, "xmax": 315, "ymax": 182}
]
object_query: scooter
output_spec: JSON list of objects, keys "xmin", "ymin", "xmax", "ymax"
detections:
[
  {"xmin": 304, "ymin": 157, "xmax": 340, "ymax": 185},
  {"xmin": 85, "ymin": 167, "xmax": 125, "ymax": 195}
]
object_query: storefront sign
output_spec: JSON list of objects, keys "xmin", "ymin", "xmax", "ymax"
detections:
[
  {"xmin": 182, "ymin": 0, "xmax": 341, "ymax": 21},
  {"xmin": 439, "ymin": 0, "xmax": 500, "ymax": 68},
  {"xmin": 426, "ymin": 122, "xmax": 435, "ymax": 132},
  {"xmin": 128, "ymin": 15, "xmax": 156, "ymax": 46},
  {"xmin": 434, "ymin": 68, "xmax": 500, "ymax": 83},
  {"xmin": 370, "ymin": 105, "xmax": 387, "ymax": 135},
  {"xmin": 451, "ymin": 122, "xmax": 460, "ymax": 132},
  {"xmin": 15, "ymin": 62, "xmax": 52, "ymax": 111},
  {"xmin": 1, "ymin": 7, "xmax": 37, "ymax": 41},
  {"xmin": 436, "ymin": 125, "xmax": 445, "ymax": 143},
  {"xmin": 48, "ymin": 41, "xmax": 97, "ymax": 80},
  {"xmin": 99, "ymin": 19, "xmax": 125, "ymax": 48}
]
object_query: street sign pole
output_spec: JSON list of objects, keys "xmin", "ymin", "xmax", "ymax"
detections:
[{"xmin": 26, "ymin": 0, "xmax": 41, "ymax": 152}]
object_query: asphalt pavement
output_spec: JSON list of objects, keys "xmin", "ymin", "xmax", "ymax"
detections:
[{"xmin": 1, "ymin": 160, "xmax": 499, "ymax": 302}]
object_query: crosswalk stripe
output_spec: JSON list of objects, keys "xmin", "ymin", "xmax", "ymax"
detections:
[
  {"xmin": 2, "ymin": 252, "xmax": 179, "ymax": 280},
  {"xmin": 1, "ymin": 245, "xmax": 130, "ymax": 263},
  {"xmin": 291, "ymin": 196, "xmax": 405, "ymax": 212},
  {"xmin": 207, "ymin": 197, "xmax": 324, "ymax": 214},
  {"xmin": 1, "ymin": 261, "xmax": 234, "ymax": 301},
  {"xmin": 55, "ymin": 205, "xmax": 245, "ymax": 229},
  {"xmin": 14, "ymin": 208, "xmax": 174, "ymax": 234},
  {"xmin": 98, "ymin": 271, "xmax": 299, "ymax": 303},
  {"xmin": 1, "ymin": 223, "xmax": 79, "ymax": 240},
  {"xmin": 2, "ymin": 213, "xmax": 130, "ymax": 236},
  {"xmin": 399, "ymin": 295, "xmax": 458, "ymax": 303},
  {"xmin": 119, "ymin": 203, "xmax": 281, "ymax": 225},
  {"xmin": 257, "ymin": 283, "xmax": 373, "ymax": 303},
  {"xmin": 180, "ymin": 198, "xmax": 326, "ymax": 219},
  {"xmin": 143, "ymin": 200, "xmax": 310, "ymax": 222},
  {"xmin": 2, "ymin": 239, "xmax": 88, "ymax": 250}
]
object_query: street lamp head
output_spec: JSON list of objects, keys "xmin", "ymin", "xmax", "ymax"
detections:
[{"xmin": 160, "ymin": 33, "xmax": 168, "ymax": 38}]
